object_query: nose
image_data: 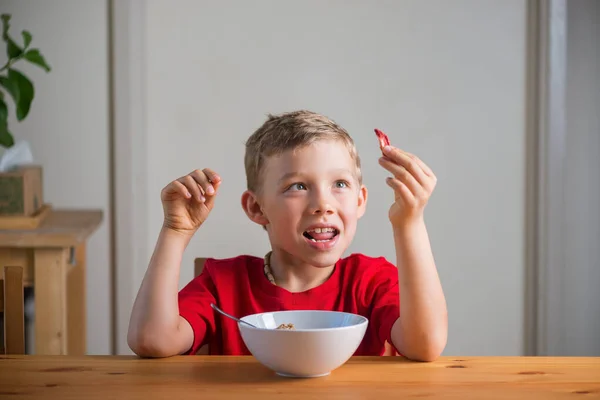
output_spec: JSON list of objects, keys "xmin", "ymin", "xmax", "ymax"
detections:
[{"xmin": 309, "ymin": 188, "xmax": 334, "ymax": 215}]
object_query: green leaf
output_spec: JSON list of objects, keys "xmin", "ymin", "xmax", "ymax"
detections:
[
  {"xmin": 0, "ymin": 128, "xmax": 14, "ymax": 148},
  {"xmin": 10, "ymin": 69, "xmax": 34, "ymax": 120},
  {"xmin": 24, "ymin": 49, "xmax": 51, "ymax": 72},
  {"xmin": 7, "ymin": 37, "xmax": 22, "ymax": 58},
  {"xmin": 1, "ymin": 14, "xmax": 10, "ymax": 40},
  {"xmin": 0, "ymin": 97, "xmax": 7, "ymax": 122},
  {"xmin": 22, "ymin": 30, "xmax": 32, "ymax": 48},
  {"xmin": 0, "ymin": 75, "xmax": 20, "ymax": 111},
  {"xmin": 0, "ymin": 69, "xmax": 34, "ymax": 121},
  {"xmin": 0, "ymin": 83, "xmax": 14, "ymax": 147},
  {"xmin": 1, "ymin": 14, "xmax": 23, "ymax": 59},
  {"xmin": 0, "ymin": 99, "xmax": 13, "ymax": 147}
]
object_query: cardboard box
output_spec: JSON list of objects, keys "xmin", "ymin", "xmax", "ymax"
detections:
[{"xmin": 0, "ymin": 165, "xmax": 43, "ymax": 216}]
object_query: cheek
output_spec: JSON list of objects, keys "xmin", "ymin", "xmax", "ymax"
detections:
[
  {"xmin": 269, "ymin": 198, "xmax": 303, "ymax": 221},
  {"xmin": 337, "ymin": 192, "xmax": 360, "ymax": 210},
  {"xmin": 337, "ymin": 195, "xmax": 362, "ymax": 226}
]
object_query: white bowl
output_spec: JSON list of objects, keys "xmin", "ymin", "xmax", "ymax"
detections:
[{"xmin": 238, "ymin": 310, "xmax": 368, "ymax": 378}]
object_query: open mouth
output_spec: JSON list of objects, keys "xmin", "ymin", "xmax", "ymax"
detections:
[{"xmin": 302, "ymin": 227, "xmax": 340, "ymax": 243}]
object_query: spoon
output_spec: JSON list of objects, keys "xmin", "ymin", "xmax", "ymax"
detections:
[{"xmin": 210, "ymin": 303, "xmax": 258, "ymax": 329}]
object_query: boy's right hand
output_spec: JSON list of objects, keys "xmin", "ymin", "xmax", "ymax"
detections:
[{"xmin": 160, "ymin": 168, "xmax": 221, "ymax": 236}]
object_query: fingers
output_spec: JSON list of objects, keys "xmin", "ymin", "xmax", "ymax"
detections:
[
  {"xmin": 405, "ymin": 150, "xmax": 435, "ymax": 179},
  {"xmin": 203, "ymin": 168, "xmax": 222, "ymax": 191},
  {"xmin": 379, "ymin": 146, "xmax": 437, "ymax": 194},
  {"xmin": 386, "ymin": 177, "xmax": 415, "ymax": 204},
  {"xmin": 172, "ymin": 180, "xmax": 192, "ymax": 199},
  {"xmin": 190, "ymin": 169, "xmax": 214, "ymax": 196},
  {"xmin": 173, "ymin": 168, "xmax": 222, "ymax": 203},
  {"xmin": 379, "ymin": 157, "xmax": 424, "ymax": 198},
  {"xmin": 380, "ymin": 147, "xmax": 428, "ymax": 186},
  {"xmin": 383, "ymin": 145, "xmax": 436, "ymax": 179},
  {"xmin": 180, "ymin": 174, "xmax": 204, "ymax": 202}
]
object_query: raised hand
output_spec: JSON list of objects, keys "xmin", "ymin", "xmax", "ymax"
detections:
[
  {"xmin": 375, "ymin": 130, "xmax": 437, "ymax": 226},
  {"xmin": 160, "ymin": 168, "xmax": 222, "ymax": 235}
]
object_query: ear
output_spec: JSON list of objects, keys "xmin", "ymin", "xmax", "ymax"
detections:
[
  {"xmin": 241, "ymin": 190, "xmax": 270, "ymax": 227},
  {"xmin": 357, "ymin": 184, "xmax": 368, "ymax": 219}
]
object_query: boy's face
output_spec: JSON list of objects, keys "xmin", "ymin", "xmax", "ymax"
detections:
[{"xmin": 244, "ymin": 139, "xmax": 367, "ymax": 268}]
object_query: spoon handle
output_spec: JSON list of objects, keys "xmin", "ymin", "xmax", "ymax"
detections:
[{"xmin": 210, "ymin": 303, "xmax": 257, "ymax": 328}]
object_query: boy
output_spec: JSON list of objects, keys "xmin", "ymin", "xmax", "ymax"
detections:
[{"xmin": 128, "ymin": 110, "xmax": 447, "ymax": 361}]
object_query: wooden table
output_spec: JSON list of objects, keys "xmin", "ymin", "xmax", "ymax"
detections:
[
  {"xmin": 0, "ymin": 356, "xmax": 598, "ymax": 399},
  {"xmin": 0, "ymin": 209, "xmax": 103, "ymax": 355}
]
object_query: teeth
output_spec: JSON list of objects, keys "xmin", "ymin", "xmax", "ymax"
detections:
[
  {"xmin": 308, "ymin": 227, "xmax": 335, "ymax": 233},
  {"xmin": 304, "ymin": 227, "xmax": 338, "ymax": 243}
]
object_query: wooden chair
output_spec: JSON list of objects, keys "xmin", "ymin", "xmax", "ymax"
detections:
[
  {"xmin": 193, "ymin": 257, "xmax": 398, "ymax": 356},
  {"xmin": 0, "ymin": 266, "xmax": 25, "ymax": 354},
  {"xmin": 194, "ymin": 258, "xmax": 210, "ymax": 355},
  {"xmin": 193, "ymin": 257, "xmax": 207, "ymax": 281}
]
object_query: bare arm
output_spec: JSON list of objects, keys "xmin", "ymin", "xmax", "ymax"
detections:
[
  {"xmin": 127, "ymin": 168, "xmax": 221, "ymax": 357},
  {"xmin": 390, "ymin": 220, "xmax": 447, "ymax": 361},
  {"xmin": 378, "ymin": 143, "xmax": 447, "ymax": 361},
  {"xmin": 127, "ymin": 227, "xmax": 195, "ymax": 357}
]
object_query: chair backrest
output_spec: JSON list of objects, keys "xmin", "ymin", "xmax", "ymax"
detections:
[
  {"xmin": 193, "ymin": 257, "xmax": 398, "ymax": 357},
  {"xmin": 194, "ymin": 257, "xmax": 207, "ymax": 278},
  {"xmin": 193, "ymin": 258, "xmax": 209, "ymax": 355},
  {"xmin": 1, "ymin": 266, "xmax": 25, "ymax": 354}
]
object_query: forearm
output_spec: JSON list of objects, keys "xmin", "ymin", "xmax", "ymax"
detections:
[
  {"xmin": 391, "ymin": 218, "xmax": 447, "ymax": 361},
  {"xmin": 127, "ymin": 226, "xmax": 191, "ymax": 355}
]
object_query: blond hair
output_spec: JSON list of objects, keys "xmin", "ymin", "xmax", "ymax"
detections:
[{"xmin": 244, "ymin": 110, "xmax": 362, "ymax": 193}]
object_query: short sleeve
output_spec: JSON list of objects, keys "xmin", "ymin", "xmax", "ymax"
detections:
[
  {"xmin": 177, "ymin": 264, "xmax": 218, "ymax": 355},
  {"xmin": 368, "ymin": 261, "xmax": 401, "ymax": 354}
]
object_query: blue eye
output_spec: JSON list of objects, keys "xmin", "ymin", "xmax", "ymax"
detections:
[
  {"xmin": 335, "ymin": 181, "xmax": 349, "ymax": 189},
  {"xmin": 288, "ymin": 183, "xmax": 307, "ymax": 191}
]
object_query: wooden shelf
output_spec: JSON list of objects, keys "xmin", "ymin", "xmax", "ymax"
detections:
[{"xmin": 0, "ymin": 204, "xmax": 52, "ymax": 230}]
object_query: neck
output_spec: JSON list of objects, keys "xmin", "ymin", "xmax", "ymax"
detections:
[{"xmin": 268, "ymin": 249, "xmax": 335, "ymax": 293}]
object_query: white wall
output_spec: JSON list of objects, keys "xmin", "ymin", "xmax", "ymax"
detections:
[
  {"xmin": 136, "ymin": 0, "xmax": 527, "ymax": 356},
  {"xmin": 7, "ymin": 0, "xmax": 595, "ymax": 358},
  {"xmin": 563, "ymin": 0, "xmax": 600, "ymax": 356},
  {"xmin": 1, "ymin": 0, "xmax": 111, "ymax": 355}
]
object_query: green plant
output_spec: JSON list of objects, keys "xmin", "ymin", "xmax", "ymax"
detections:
[{"xmin": 0, "ymin": 13, "xmax": 51, "ymax": 149}]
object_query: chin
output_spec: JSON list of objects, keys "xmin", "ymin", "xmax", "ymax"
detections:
[{"xmin": 303, "ymin": 243, "xmax": 349, "ymax": 267}]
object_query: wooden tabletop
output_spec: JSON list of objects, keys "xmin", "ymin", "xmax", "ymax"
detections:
[
  {"xmin": 0, "ymin": 355, "xmax": 598, "ymax": 399},
  {"xmin": 0, "ymin": 209, "xmax": 103, "ymax": 247}
]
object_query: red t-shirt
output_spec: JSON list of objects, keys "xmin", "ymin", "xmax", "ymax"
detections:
[{"xmin": 178, "ymin": 253, "xmax": 400, "ymax": 356}]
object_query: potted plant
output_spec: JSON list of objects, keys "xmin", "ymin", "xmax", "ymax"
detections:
[{"xmin": 0, "ymin": 13, "xmax": 51, "ymax": 221}]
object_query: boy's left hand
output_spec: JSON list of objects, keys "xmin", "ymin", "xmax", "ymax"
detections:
[{"xmin": 378, "ymin": 145, "xmax": 437, "ymax": 227}]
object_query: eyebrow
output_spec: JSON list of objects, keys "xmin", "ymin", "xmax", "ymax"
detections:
[
  {"xmin": 277, "ymin": 172, "xmax": 301, "ymax": 185},
  {"xmin": 277, "ymin": 169, "xmax": 356, "ymax": 185}
]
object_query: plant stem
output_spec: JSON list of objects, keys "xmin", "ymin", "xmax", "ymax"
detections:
[
  {"xmin": 0, "ymin": 60, "xmax": 13, "ymax": 72},
  {"xmin": 0, "ymin": 55, "xmax": 21, "ymax": 72}
]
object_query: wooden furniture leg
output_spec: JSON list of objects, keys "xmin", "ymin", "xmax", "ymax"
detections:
[
  {"xmin": 3, "ymin": 266, "xmax": 25, "ymax": 354},
  {"xmin": 34, "ymin": 248, "xmax": 68, "ymax": 355},
  {"xmin": 67, "ymin": 243, "xmax": 86, "ymax": 355}
]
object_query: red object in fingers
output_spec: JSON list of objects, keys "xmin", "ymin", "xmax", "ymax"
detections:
[{"xmin": 374, "ymin": 128, "xmax": 390, "ymax": 152}]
